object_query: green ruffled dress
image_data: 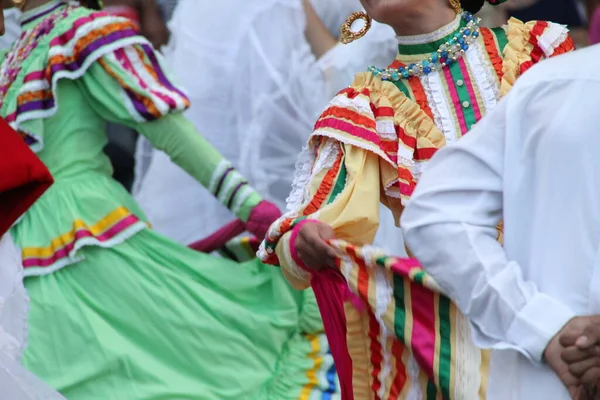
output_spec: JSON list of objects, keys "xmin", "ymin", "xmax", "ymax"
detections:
[{"xmin": 3, "ymin": 2, "xmax": 337, "ymax": 399}]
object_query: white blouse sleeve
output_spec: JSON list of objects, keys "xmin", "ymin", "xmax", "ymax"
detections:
[{"xmin": 401, "ymin": 93, "xmax": 576, "ymax": 364}]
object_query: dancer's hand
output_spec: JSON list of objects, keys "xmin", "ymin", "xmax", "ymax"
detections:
[
  {"xmin": 246, "ymin": 200, "xmax": 281, "ymax": 241},
  {"xmin": 545, "ymin": 321, "xmax": 582, "ymax": 399},
  {"xmin": 293, "ymin": 221, "xmax": 339, "ymax": 271},
  {"xmin": 561, "ymin": 317, "xmax": 600, "ymax": 397}
]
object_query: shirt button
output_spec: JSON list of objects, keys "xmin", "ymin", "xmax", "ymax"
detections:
[
  {"xmin": 462, "ymin": 101, "xmax": 470, "ymax": 108},
  {"xmin": 456, "ymin": 79, "xmax": 464, "ymax": 87}
]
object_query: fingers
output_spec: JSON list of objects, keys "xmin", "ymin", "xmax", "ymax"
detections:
[
  {"xmin": 580, "ymin": 368, "xmax": 600, "ymax": 390},
  {"xmin": 296, "ymin": 223, "xmax": 338, "ymax": 270},
  {"xmin": 578, "ymin": 326, "xmax": 600, "ymax": 350},
  {"xmin": 569, "ymin": 357, "xmax": 600, "ymax": 378},
  {"xmin": 563, "ymin": 346, "xmax": 600, "ymax": 364},
  {"xmin": 562, "ymin": 331, "xmax": 584, "ymax": 347}
]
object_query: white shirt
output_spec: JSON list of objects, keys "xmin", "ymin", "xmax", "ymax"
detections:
[
  {"xmin": 0, "ymin": 8, "xmax": 22, "ymax": 51},
  {"xmin": 401, "ymin": 44, "xmax": 600, "ymax": 399}
]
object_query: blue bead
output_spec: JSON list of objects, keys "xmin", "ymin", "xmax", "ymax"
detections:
[
  {"xmin": 402, "ymin": 70, "xmax": 410, "ymax": 78},
  {"xmin": 461, "ymin": 43, "xmax": 469, "ymax": 51},
  {"xmin": 391, "ymin": 70, "xmax": 399, "ymax": 80},
  {"xmin": 464, "ymin": 29, "xmax": 471, "ymax": 35},
  {"xmin": 431, "ymin": 53, "xmax": 439, "ymax": 63},
  {"xmin": 458, "ymin": 37, "xmax": 465, "ymax": 44},
  {"xmin": 472, "ymin": 31, "xmax": 479, "ymax": 38},
  {"xmin": 399, "ymin": 67, "xmax": 406, "ymax": 73},
  {"xmin": 441, "ymin": 51, "xmax": 449, "ymax": 59},
  {"xmin": 465, "ymin": 14, "xmax": 472, "ymax": 21},
  {"xmin": 408, "ymin": 63, "xmax": 416, "ymax": 70},
  {"xmin": 423, "ymin": 66, "xmax": 432, "ymax": 74},
  {"xmin": 446, "ymin": 59, "xmax": 454, "ymax": 66}
]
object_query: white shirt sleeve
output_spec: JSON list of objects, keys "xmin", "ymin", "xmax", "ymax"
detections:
[{"xmin": 400, "ymin": 91, "xmax": 576, "ymax": 364}]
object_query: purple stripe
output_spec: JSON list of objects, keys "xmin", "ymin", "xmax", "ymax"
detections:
[
  {"xmin": 49, "ymin": 28, "xmax": 138, "ymax": 75},
  {"xmin": 214, "ymin": 167, "xmax": 234, "ymax": 199},
  {"xmin": 113, "ymin": 47, "xmax": 167, "ymax": 119},
  {"xmin": 140, "ymin": 43, "xmax": 189, "ymax": 102},
  {"xmin": 21, "ymin": 2, "xmax": 64, "ymax": 25},
  {"xmin": 23, "ymin": 134, "xmax": 38, "ymax": 146},
  {"xmin": 22, "ymin": 215, "xmax": 140, "ymax": 268},
  {"xmin": 18, "ymin": 28, "xmax": 156, "ymax": 120},
  {"xmin": 17, "ymin": 97, "xmax": 55, "ymax": 115},
  {"xmin": 227, "ymin": 182, "xmax": 248, "ymax": 209}
]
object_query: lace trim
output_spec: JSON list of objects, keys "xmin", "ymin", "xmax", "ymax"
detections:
[
  {"xmin": 533, "ymin": 21, "xmax": 567, "ymax": 57},
  {"xmin": 396, "ymin": 14, "xmax": 461, "ymax": 45},
  {"xmin": 466, "ymin": 40, "xmax": 500, "ymax": 114},
  {"xmin": 366, "ymin": 246, "xmax": 395, "ymax": 398},
  {"xmin": 453, "ymin": 311, "xmax": 484, "ymax": 398},
  {"xmin": 421, "ymin": 71, "xmax": 459, "ymax": 144}
]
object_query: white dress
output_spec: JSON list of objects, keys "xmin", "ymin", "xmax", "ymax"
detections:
[
  {"xmin": 0, "ymin": 235, "xmax": 65, "ymax": 400},
  {"xmin": 133, "ymin": 0, "xmax": 404, "ymax": 254}
]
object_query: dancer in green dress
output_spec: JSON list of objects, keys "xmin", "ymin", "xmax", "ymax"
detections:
[{"xmin": 2, "ymin": 0, "xmax": 337, "ymax": 398}]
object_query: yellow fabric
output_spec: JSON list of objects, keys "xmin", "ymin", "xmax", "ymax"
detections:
[{"xmin": 275, "ymin": 143, "xmax": 382, "ymax": 290}]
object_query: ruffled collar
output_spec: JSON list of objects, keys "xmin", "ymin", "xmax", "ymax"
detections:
[
  {"xmin": 20, "ymin": 0, "xmax": 68, "ymax": 28},
  {"xmin": 395, "ymin": 14, "xmax": 465, "ymax": 58}
]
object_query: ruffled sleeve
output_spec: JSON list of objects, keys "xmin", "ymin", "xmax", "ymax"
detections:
[
  {"xmin": 77, "ymin": 42, "xmax": 189, "ymax": 125},
  {"xmin": 5, "ymin": 8, "xmax": 189, "ymax": 152},
  {"xmin": 258, "ymin": 74, "xmax": 445, "ymax": 288},
  {"xmin": 501, "ymin": 18, "xmax": 575, "ymax": 96},
  {"xmin": 258, "ymin": 136, "xmax": 382, "ymax": 290}
]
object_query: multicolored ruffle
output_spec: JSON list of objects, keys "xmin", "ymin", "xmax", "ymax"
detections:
[
  {"xmin": 1, "ymin": 3, "xmax": 189, "ymax": 152},
  {"xmin": 21, "ymin": 206, "xmax": 148, "ymax": 276},
  {"xmin": 310, "ymin": 240, "xmax": 489, "ymax": 400}
]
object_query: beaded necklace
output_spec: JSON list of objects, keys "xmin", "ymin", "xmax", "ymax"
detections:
[
  {"xmin": 0, "ymin": 4, "xmax": 73, "ymax": 106},
  {"xmin": 368, "ymin": 12, "xmax": 481, "ymax": 81}
]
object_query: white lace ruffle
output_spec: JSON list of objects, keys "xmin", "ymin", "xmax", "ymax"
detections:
[
  {"xmin": 421, "ymin": 70, "xmax": 459, "ymax": 145},
  {"xmin": 466, "ymin": 41, "xmax": 500, "ymax": 114},
  {"xmin": 536, "ymin": 22, "xmax": 569, "ymax": 57},
  {"xmin": 396, "ymin": 14, "xmax": 461, "ymax": 45},
  {"xmin": 0, "ymin": 235, "xmax": 65, "ymax": 399}
]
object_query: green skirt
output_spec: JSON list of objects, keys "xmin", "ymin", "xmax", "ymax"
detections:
[{"xmin": 23, "ymin": 229, "xmax": 337, "ymax": 399}]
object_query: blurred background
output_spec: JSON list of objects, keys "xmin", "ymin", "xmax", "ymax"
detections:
[{"xmin": 1, "ymin": 0, "xmax": 598, "ymax": 192}]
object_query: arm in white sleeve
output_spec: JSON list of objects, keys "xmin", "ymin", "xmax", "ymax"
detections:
[{"xmin": 400, "ymin": 93, "xmax": 576, "ymax": 363}]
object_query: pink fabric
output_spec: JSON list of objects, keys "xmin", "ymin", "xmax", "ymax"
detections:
[
  {"xmin": 246, "ymin": 200, "xmax": 281, "ymax": 241},
  {"xmin": 443, "ymin": 66, "xmax": 468, "ymax": 134},
  {"xmin": 458, "ymin": 58, "xmax": 482, "ymax": 122},
  {"xmin": 188, "ymin": 219, "xmax": 246, "ymax": 253},
  {"xmin": 311, "ymin": 269, "xmax": 356, "ymax": 400},
  {"xmin": 590, "ymin": 7, "xmax": 600, "ymax": 45}
]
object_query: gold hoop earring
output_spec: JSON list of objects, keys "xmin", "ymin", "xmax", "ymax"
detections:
[
  {"xmin": 340, "ymin": 11, "xmax": 372, "ymax": 44},
  {"xmin": 449, "ymin": 0, "xmax": 463, "ymax": 14},
  {"xmin": 11, "ymin": 0, "xmax": 28, "ymax": 10}
]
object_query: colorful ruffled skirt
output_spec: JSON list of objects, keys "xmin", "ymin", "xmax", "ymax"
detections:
[{"xmin": 22, "ymin": 229, "xmax": 338, "ymax": 399}]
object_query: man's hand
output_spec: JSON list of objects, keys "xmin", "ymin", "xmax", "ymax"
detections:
[
  {"xmin": 294, "ymin": 221, "xmax": 338, "ymax": 271},
  {"xmin": 560, "ymin": 317, "xmax": 600, "ymax": 398},
  {"xmin": 545, "ymin": 322, "xmax": 582, "ymax": 398}
]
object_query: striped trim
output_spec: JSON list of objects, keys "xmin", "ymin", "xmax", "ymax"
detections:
[
  {"xmin": 4, "ymin": 8, "xmax": 189, "ymax": 151},
  {"xmin": 330, "ymin": 241, "xmax": 486, "ymax": 399},
  {"xmin": 297, "ymin": 333, "xmax": 339, "ymax": 400},
  {"xmin": 22, "ymin": 206, "xmax": 148, "ymax": 276}
]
